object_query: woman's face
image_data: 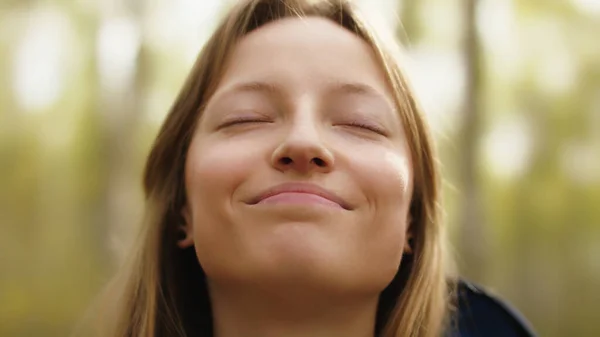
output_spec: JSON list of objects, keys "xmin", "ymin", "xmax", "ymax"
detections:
[{"xmin": 183, "ymin": 17, "xmax": 414, "ymax": 294}]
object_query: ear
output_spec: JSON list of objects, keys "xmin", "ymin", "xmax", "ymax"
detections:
[
  {"xmin": 403, "ymin": 213, "xmax": 413, "ymax": 255},
  {"xmin": 403, "ymin": 231, "xmax": 413, "ymax": 255},
  {"xmin": 177, "ymin": 205, "xmax": 194, "ymax": 249}
]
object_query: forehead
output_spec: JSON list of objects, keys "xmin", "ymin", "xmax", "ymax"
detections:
[{"xmin": 217, "ymin": 16, "xmax": 391, "ymax": 95}]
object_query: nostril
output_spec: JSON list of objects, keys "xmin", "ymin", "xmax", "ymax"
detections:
[
  {"xmin": 280, "ymin": 157, "xmax": 293, "ymax": 165},
  {"xmin": 311, "ymin": 157, "xmax": 326, "ymax": 167}
]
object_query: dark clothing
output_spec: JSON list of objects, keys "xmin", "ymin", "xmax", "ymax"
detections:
[{"xmin": 450, "ymin": 280, "xmax": 537, "ymax": 337}]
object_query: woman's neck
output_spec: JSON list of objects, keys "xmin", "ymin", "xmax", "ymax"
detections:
[{"xmin": 208, "ymin": 282, "xmax": 379, "ymax": 337}]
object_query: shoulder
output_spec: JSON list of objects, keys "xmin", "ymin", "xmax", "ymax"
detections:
[{"xmin": 446, "ymin": 279, "xmax": 537, "ymax": 337}]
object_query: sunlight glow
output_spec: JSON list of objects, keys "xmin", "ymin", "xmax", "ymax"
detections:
[
  {"xmin": 477, "ymin": 0, "xmax": 522, "ymax": 79},
  {"xmin": 145, "ymin": 0, "xmax": 222, "ymax": 66},
  {"xmin": 405, "ymin": 49, "xmax": 465, "ymax": 133},
  {"xmin": 571, "ymin": 0, "xmax": 600, "ymax": 15},
  {"xmin": 96, "ymin": 16, "xmax": 141, "ymax": 93},
  {"xmin": 355, "ymin": 0, "xmax": 398, "ymax": 33},
  {"xmin": 483, "ymin": 116, "xmax": 533, "ymax": 180},
  {"xmin": 12, "ymin": 7, "xmax": 73, "ymax": 112}
]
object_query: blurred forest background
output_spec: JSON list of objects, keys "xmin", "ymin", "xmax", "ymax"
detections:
[{"xmin": 1, "ymin": 0, "xmax": 599, "ymax": 336}]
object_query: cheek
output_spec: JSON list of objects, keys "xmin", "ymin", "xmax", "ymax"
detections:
[
  {"xmin": 369, "ymin": 149, "xmax": 412, "ymax": 238},
  {"xmin": 185, "ymin": 137, "xmax": 261, "ymax": 242},
  {"xmin": 185, "ymin": 137, "xmax": 262, "ymax": 202},
  {"xmin": 353, "ymin": 145, "xmax": 413, "ymax": 216},
  {"xmin": 184, "ymin": 137, "xmax": 266, "ymax": 272},
  {"xmin": 349, "ymin": 147, "xmax": 413, "ymax": 276},
  {"xmin": 188, "ymin": 138, "xmax": 239, "ymax": 177}
]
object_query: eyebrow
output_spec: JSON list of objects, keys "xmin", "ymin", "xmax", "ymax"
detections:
[
  {"xmin": 327, "ymin": 81, "xmax": 383, "ymax": 97},
  {"xmin": 214, "ymin": 81, "xmax": 279, "ymax": 99},
  {"xmin": 211, "ymin": 80, "xmax": 393, "ymax": 109}
]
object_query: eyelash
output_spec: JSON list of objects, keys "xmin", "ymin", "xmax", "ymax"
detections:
[
  {"xmin": 342, "ymin": 121, "xmax": 387, "ymax": 136},
  {"xmin": 219, "ymin": 117, "xmax": 272, "ymax": 129},
  {"xmin": 219, "ymin": 117, "xmax": 387, "ymax": 136}
]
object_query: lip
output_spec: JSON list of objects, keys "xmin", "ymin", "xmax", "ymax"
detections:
[{"xmin": 247, "ymin": 182, "xmax": 352, "ymax": 210}]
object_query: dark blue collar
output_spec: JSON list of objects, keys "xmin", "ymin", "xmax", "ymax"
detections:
[{"xmin": 447, "ymin": 280, "xmax": 537, "ymax": 337}]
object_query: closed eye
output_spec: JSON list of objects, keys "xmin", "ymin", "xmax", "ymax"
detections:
[
  {"xmin": 340, "ymin": 121, "xmax": 388, "ymax": 136},
  {"xmin": 218, "ymin": 117, "xmax": 273, "ymax": 129}
]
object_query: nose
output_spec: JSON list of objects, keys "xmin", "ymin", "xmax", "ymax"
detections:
[{"xmin": 271, "ymin": 122, "xmax": 334, "ymax": 174}]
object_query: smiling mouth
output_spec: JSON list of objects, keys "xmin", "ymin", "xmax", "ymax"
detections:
[
  {"xmin": 247, "ymin": 183, "xmax": 352, "ymax": 210},
  {"xmin": 256, "ymin": 192, "xmax": 344, "ymax": 208}
]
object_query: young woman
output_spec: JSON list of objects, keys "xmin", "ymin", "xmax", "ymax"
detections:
[{"xmin": 82, "ymin": 0, "xmax": 536, "ymax": 336}]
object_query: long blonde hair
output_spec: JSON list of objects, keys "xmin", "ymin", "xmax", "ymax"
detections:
[{"xmin": 81, "ymin": 1, "xmax": 454, "ymax": 336}]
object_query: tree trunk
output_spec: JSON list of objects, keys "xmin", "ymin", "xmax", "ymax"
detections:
[
  {"xmin": 459, "ymin": 0, "xmax": 487, "ymax": 281},
  {"xmin": 95, "ymin": 0, "xmax": 148, "ymax": 265}
]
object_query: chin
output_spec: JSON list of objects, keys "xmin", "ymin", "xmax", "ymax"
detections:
[{"xmin": 247, "ymin": 235, "xmax": 377, "ymax": 292}]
